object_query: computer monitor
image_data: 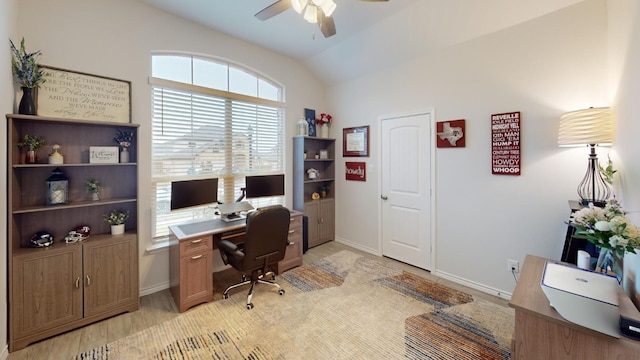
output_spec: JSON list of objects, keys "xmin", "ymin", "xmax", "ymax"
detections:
[
  {"xmin": 170, "ymin": 178, "xmax": 219, "ymax": 211},
  {"xmin": 245, "ymin": 174, "xmax": 285, "ymax": 199}
]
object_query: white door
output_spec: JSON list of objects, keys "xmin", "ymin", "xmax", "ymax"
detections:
[{"xmin": 381, "ymin": 112, "xmax": 432, "ymax": 270}]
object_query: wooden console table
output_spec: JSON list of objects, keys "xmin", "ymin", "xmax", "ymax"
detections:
[{"xmin": 509, "ymin": 254, "xmax": 640, "ymax": 359}]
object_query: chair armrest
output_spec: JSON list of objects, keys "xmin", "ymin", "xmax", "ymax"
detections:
[{"xmin": 218, "ymin": 239, "xmax": 245, "ymax": 262}]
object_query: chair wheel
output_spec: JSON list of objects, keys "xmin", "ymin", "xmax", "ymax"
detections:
[
  {"xmin": 247, "ymin": 303, "xmax": 254, "ymax": 310},
  {"xmin": 279, "ymin": 289, "xmax": 285, "ymax": 296},
  {"xmin": 223, "ymin": 293, "xmax": 229, "ymax": 299}
]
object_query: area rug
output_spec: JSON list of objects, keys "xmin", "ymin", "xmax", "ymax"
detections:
[{"xmin": 72, "ymin": 250, "xmax": 513, "ymax": 359}]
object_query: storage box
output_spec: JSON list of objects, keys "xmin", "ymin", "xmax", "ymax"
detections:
[{"xmin": 89, "ymin": 146, "xmax": 119, "ymax": 164}]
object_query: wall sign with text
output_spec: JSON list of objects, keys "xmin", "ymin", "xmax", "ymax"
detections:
[
  {"xmin": 345, "ymin": 162, "xmax": 366, "ymax": 181},
  {"xmin": 38, "ymin": 66, "xmax": 131, "ymax": 123},
  {"xmin": 491, "ymin": 111, "xmax": 521, "ymax": 176}
]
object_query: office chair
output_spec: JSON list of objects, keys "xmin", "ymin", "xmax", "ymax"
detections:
[{"xmin": 218, "ymin": 205, "xmax": 291, "ymax": 309}]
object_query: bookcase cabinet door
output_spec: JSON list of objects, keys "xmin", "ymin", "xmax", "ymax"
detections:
[
  {"xmin": 11, "ymin": 247, "xmax": 83, "ymax": 340},
  {"xmin": 83, "ymin": 235, "xmax": 139, "ymax": 318}
]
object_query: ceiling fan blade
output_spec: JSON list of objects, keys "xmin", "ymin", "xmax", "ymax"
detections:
[
  {"xmin": 255, "ymin": 0, "xmax": 290, "ymax": 21},
  {"xmin": 318, "ymin": 8, "xmax": 336, "ymax": 38}
]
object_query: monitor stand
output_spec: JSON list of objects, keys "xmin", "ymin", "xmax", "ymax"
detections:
[
  {"xmin": 221, "ymin": 213, "xmax": 246, "ymax": 222},
  {"xmin": 218, "ymin": 201, "xmax": 254, "ymax": 222}
]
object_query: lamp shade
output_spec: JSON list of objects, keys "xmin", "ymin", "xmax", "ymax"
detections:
[{"xmin": 558, "ymin": 107, "xmax": 614, "ymax": 146}]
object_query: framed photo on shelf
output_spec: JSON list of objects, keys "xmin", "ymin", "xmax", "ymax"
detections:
[
  {"xmin": 319, "ymin": 149, "xmax": 329, "ymax": 159},
  {"xmin": 343, "ymin": 126, "xmax": 369, "ymax": 157},
  {"xmin": 38, "ymin": 65, "xmax": 132, "ymax": 123}
]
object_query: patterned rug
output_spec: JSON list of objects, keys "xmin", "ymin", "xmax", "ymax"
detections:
[{"xmin": 72, "ymin": 250, "xmax": 513, "ymax": 359}]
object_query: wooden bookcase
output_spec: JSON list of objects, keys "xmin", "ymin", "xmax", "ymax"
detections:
[
  {"xmin": 292, "ymin": 136, "xmax": 335, "ymax": 248},
  {"xmin": 6, "ymin": 114, "xmax": 139, "ymax": 351}
]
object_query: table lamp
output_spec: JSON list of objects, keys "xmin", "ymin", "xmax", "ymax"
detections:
[{"xmin": 558, "ymin": 107, "xmax": 613, "ymax": 206}]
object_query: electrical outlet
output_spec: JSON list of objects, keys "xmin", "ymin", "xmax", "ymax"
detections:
[{"xmin": 508, "ymin": 259, "xmax": 519, "ymax": 273}]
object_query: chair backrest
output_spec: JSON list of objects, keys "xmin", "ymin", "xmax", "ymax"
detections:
[{"xmin": 241, "ymin": 205, "xmax": 291, "ymax": 271}]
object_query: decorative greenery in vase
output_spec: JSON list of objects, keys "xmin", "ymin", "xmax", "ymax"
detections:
[
  {"xmin": 86, "ymin": 179, "xmax": 102, "ymax": 194},
  {"xmin": 104, "ymin": 209, "xmax": 130, "ymax": 225},
  {"xmin": 9, "ymin": 38, "xmax": 45, "ymax": 88},
  {"xmin": 570, "ymin": 199, "xmax": 640, "ymax": 257},
  {"xmin": 17, "ymin": 134, "xmax": 45, "ymax": 151},
  {"xmin": 114, "ymin": 129, "xmax": 135, "ymax": 149}
]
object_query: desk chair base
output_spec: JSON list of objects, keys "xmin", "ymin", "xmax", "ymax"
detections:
[{"xmin": 222, "ymin": 273, "xmax": 285, "ymax": 310}]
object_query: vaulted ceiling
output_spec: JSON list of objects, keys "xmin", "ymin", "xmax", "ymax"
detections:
[{"xmin": 142, "ymin": 0, "xmax": 585, "ymax": 85}]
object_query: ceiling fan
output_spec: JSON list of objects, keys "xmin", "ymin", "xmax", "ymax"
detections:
[{"xmin": 255, "ymin": 0, "xmax": 390, "ymax": 38}]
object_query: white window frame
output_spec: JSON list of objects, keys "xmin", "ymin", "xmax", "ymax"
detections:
[{"xmin": 150, "ymin": 53, "xmax": 285, "ymax": 242}]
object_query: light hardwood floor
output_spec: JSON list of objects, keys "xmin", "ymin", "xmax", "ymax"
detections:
[{"xmin": 6, "ymin": 241, "xmax": 509, "ymax": 359}]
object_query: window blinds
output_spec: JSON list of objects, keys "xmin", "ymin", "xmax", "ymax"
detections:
[{"xmin": 151, "ymin": 84, "xmax": 284, "ymax": 238}]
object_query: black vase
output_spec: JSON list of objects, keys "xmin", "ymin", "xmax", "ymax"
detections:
[{"xmin": 18, "ymin": 87, "xmax": 37, "ymax": 115}]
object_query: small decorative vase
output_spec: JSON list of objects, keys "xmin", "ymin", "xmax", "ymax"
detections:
[
  {"xmin": 111, "ymin": 224, "xmax": 125, "ymax": 235},
  {"xmin": 120, "ymin": 147, "xmax": 129, "ymax": 163},
  {"xmin": 91, "ymin": 192, "xmax": 100, "ymax": 201},
  {"xmin": 18, "ymin": 87, "xmax": 37, "ymax": 115},
  {"xmin": 320, "ymin": 123, "xmax": 329, "ymax": 138},
  {"xmin": 25, "ymin": 149, "xmax": 37, "ymax": 164}
]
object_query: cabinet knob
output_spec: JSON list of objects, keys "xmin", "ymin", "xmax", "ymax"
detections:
[
  {"xmin": 75, "ymin": 277, "xmax": 80, "ymax": 288},
  {"xmin": 191, "ymin": 238, "xmax": 203, "ymax": 244},
  {"xmin": 191, "ymin": 254, "xmax": 203, "ymax": 260},
  {"xmin": 289, "ymin": 230, "xmax": 295, "ymax": 234},
  {"xmin": 85, "ymin": 275, "xmax": 91, "ymax": 286},
  {"xmin": 381, "ymin": 195, "xmax": 388, "ymax": 200}
]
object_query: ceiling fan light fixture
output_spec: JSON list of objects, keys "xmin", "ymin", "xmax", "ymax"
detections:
[
  {"xmin": 292, "ymin": 0, "xmax": 308, "ymax": 14},
  {"xmin": 303, "ymin": 5, "xmax": 318, "ymax": 23},
  {"xmin": 319, "ymin": 0, "xmax": 336, "ymax": 17}
]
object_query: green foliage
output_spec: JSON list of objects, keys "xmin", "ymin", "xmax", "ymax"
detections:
[
  {"xmin": 85, "ymin": 179, "xmax": 102, "ymax": 194},
  {"xmin": 599, "ymin": 156, "xmax": 617, "ymax": 185},
  {"xmin": 17, "ymin": 134, "xmax": 45, "ymax": 150},
  {"xmin": 104, "ymin": 209, "xmax": 130, "ymax": 225},
  {"xmin": 9, "ymin": 38, "xmax": 45, "ymax": 88}
]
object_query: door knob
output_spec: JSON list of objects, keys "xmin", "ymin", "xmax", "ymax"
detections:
[{"xmin": 381, "ymin": 195, "xmax": 388, "ymax": 200}]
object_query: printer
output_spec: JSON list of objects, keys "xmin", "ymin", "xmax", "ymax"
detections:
[{"xmin": 541, "ymin": 261, "xmax": 620, "ymax": 337}]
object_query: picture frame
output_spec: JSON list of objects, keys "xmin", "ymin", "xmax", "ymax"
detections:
[
  {"xmin": 89, "ymin": 146, "xmax": 119, "ymax": 164},
  {"xmin": 343, "ymin": 126, "xmax": 369, "ymax": 157},
  {"xmin": 319, "ymin": 149, "xmax": 329, "ymax": 159},
  {"xmin": 37, "ymin": 65, "xmax": 132, "ymax": 123}
]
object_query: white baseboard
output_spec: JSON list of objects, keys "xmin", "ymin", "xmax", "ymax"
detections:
[
  {"xmin": 334, "ymin": 237, "xmax": 381, "ymax": 256},
  {"xmin": 139, "ymin": 281, "xmax": 169, "ymax": 297},
  {"xmin": 435, "ymin": 270, "xmax": 512, "ymax": 300},
  {"xmin": 0, "ymin": 344, "xmax": 8, "ymax": 360}
]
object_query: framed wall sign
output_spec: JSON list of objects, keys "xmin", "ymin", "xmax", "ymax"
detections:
[
  {"xmin": 436, "ymin": 119, "xmax": 465, "ymax": 147},
  {"xmin": 343, "ymin": 126, "xmax": 369, "ymax": 157},
  {"xmin": 345, "ymin": 162, "xmax": 366, "ymax": 181},
  {"xmin": 491, "ymin": 111, "xmax": 521, "ymax": 176},
  {"xmin": 38, "ymin": 66, "xmax": 131, "ymax": 123}
]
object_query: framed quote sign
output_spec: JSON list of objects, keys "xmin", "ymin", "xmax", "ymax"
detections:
[
  {"xmin": 38, "ymin": 66, "xmax": 131, "ymax": 123},
  {"xmin": 491, "ymin": 111, "xmax": 521, "ymax": 175},
  {"xmin": 343, "ymin": 126, "xmax": 369, "ymax": 157}
]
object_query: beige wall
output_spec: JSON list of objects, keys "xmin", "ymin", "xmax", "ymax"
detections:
[
  {"xmin": 330, "ymin": 0, "xmax": 613, "ymax": 296},
  {"xmin": 1, "ymin": 0, "xmax": 18, "ymax": 356}
]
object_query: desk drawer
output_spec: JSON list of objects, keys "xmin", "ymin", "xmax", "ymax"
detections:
[{"xmin": 179, "ymin": 235, "xmax": 212, "ymax": 257}]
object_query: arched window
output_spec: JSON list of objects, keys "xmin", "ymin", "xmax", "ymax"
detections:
[{"xmin": 150, "ymin": 53, "xmax": 285, "ymax": 238}]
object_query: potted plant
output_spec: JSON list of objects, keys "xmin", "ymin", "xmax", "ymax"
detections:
[
  {"xmin": 10, "ymin": 38, "xmax": 45, "ymax": 115},
  {"xmin": 104, "ymin": 209, "xmax": 130, "ymax": 235},
  {"xmin": 17, "ymin": 134, "xmax": 45, "ymax": 163},
  {"xmin": 86, "ymin": 179, "xmax": 102, "ymax": 201},
  {"xmin": 114, "ymin": 128, "xmax": 135, "ymax": 163}
]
